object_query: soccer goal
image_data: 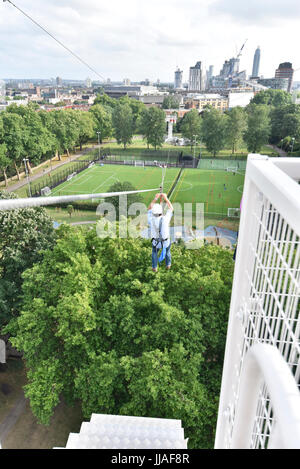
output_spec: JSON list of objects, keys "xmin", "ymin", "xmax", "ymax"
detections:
[
  {"xmin": 40, "ymin": 186, "xmax": 52, "ymax": 196},
  {"xmin": 134, "ymin": 160, "xmax": 144, "ymax": 167},
  {"xmin": 227, "ymin": 208, "xmax": 240, "ymax": 218},
  {"xmin": 226, "ymin": 166, "xmax": 238, "ymax": 173},
  {"xmin": 67, "ymin": 172, "xmax": 77, "ymax": 181}
]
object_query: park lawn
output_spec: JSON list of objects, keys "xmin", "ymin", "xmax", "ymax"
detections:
[
  {"xmin": 49, "ymin": 164, "xmax": 244, "ymax": 219},
  {"xmin": 171, "ymin": 168, "xmax": 244, "ymax": 216},
  {"xmin": 49, "ymin": 164, "xmax": 180, "ymax": 207},
  {"xmin": 46, "ymin": 207, "xmax": 100, "ymax": 224}
]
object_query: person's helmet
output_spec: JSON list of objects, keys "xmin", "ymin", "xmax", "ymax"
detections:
[{"xmin": 152, "ymin": 204, "xmax": 163, "ymax": 216}]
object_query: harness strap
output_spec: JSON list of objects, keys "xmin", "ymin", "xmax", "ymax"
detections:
[{"xmin": 152, "ymin": 217, "xmax": 168, "ymax": 248}]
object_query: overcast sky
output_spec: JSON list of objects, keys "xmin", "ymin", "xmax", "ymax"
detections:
[{"xmin": 1, "ymin": 0, "xmax": 300, "ymax": 83}]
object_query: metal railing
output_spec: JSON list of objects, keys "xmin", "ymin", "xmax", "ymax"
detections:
[{"xmin": 215, "ymin": 154, "xmax": 300, "ymax": 449}]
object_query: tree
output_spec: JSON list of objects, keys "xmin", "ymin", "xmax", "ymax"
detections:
[
  {"xmin": 112, "ymin": 102, "xmax": 134, "ymax": 149},
  {"xmin": 138, "ymin": 107, "xmax": 166, "ymax": 150},
  {"xmin": 0, "ymin": 191, "xmax": 56, "ymax": 326},
  {"xmin": 6, "ymin": 104, "xmax": 55, "ymax": 169},
  {"xmin": 119, "ymin": 96, "xmax": 146, "ymax": 133},
  {"xmin": 93, "ymin": 93, "xmax": 117, "ymax": 109},
  {"xmin": 201, "ymin": 107, "xmax": 227, "ymax": 157},
  {"xmin": 106, "ymin": 181, "xmax": 143, "ymax": 218},
  {"xmin": 225, "ymin": 107, "xmax": 247, "ymax": 154},
  {"xmin": 89, "ymin": 104, "xmax": 113, "ymax": 143},
  {"xmin": 180, "ymin": 109, "xmax": 202, "ymax": 150},
  {"xmin": 243, "ymin": 104, "xmax": 271, "ymax": 153},
  {"xmin": 250, "ymin": 89, "xmax": 292, "ymax": 107},
  {"xmin": 75, "ymin": 111, "xmax": 96, "ymax": 150},
  {"xmin": 67, "ymin": 204, "xmax": 74, "ymax": 217},
  {"xmin": 270, "ymin": 104, "xmax": 300, "ymax": 143},
  {"xmin": 4, "ymin": 225, "xmax": 234, "ymax": 448},
  {"xmin": 1, "ymin": 112, "xmax": 26, "ymax": 180},
  {"xmin": 162, "ymin": 95, "xmax": 180, "ymax": 109},
  {"xmin": 0, "ymin": 143, "xmax": 9, "ymax": 187}
]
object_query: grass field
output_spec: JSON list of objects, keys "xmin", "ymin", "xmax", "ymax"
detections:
[{"xmin": 50, "ymin": 163, "xmax": 244, "ymax": 217}]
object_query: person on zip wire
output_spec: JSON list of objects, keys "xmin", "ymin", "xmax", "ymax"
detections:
[{"xmin": 148, "ymin": 192, "xmax": 174, "ymax": 272}]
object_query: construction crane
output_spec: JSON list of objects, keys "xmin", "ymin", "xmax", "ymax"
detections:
[{"xmin": 228, "ymin": 39, "xmax": 248, "ymax": 88}]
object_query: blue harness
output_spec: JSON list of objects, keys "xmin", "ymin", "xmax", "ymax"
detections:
[{"xmin": 152, "ymin": 217, "xmax": 168, "ymax": 263}]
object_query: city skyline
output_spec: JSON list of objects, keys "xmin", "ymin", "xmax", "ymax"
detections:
[{"xmin": 1, "ymin": 0, "xmax": 300, "ymax": 82}]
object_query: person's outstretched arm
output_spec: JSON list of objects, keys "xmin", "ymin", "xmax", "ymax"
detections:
[
  {"xmin": 161, "ymin": 193, "xmax": 173, "ymax": 211},
  {"xmin": 148, "ymin": 193, "xmax": 161, "ymax": 210}
]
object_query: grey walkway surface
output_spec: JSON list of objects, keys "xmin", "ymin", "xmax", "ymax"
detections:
[
  {"xmin": 6, "ymin": 145, "xmax": 100, "ymax": 193},
  {"xmin": 0, "ymin": 392, "xmax": 27, "ymax": 445},
  {"xmin": 266, "ymin": 144, "xmax": 287, "ymax": 157}
]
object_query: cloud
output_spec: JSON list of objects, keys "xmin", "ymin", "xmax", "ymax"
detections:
[
  {"xmin": 1, "ymin": 0, "xmax": 300, "ymax": 81},
  {"xmin": 209, "ymin": 0, "xmax": 300, "ymax": 25}
]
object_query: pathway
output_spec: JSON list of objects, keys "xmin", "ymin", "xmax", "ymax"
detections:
[
  {"xmin": 266, "ymin": 144, "xmax": 288, "ymax": 157},
  {"xmin": 6, "ymin": 145, "xmax": 100, "ymax": 193},
  {"xmin": 0, "ymin": 392, "xmax": 27, "ymax": 446}
]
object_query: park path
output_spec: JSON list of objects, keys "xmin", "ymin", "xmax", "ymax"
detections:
[
  {"xmin": 266, "ymin": 144, "xmax": 287, "ymax": 157},
  {"xmin": 0, "ymin": 392, "xmax": 27, "ymax": 446},
  {"xmin": 6, "ymin": 145, "xmax": 101, "ymax": 193}
]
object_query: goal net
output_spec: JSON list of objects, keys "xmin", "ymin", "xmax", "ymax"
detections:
[
  {"xmin": 134, "ymin": 160, "xmax": 144, "ymax": 167},
  {"xmin": 227, "ymin": 208, "xmax": 240, "ymax": 218},
  {"xmin": 40, "ymin": 186, "xmax": 52, "ymax": 196},
  {"xmin": 226, "ymin": 166, "xmax": 238, "ymax": 173}
]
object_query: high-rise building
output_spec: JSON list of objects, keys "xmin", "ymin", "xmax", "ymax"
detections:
[
  {"xmin": 220, "ymin": 58, "xmax": 239, "ymax": 77},
  {"xmin": 56, "ymin": 76, "xmax": 62, "ymax": 87},
  {"xmin": 206, "ymin": 65, "xmax": 214, "ymax": 88},
  {"xmin": 275, "ymin": 62, "xmax": 294, "ymax": 92},
  {"xmin": 188, "ymin": 61, "xmax": 205, "ymax": 91},
  {"xmin": 174, "ymin": 67, "xmax": 183, "ymax": 89},
  {"xmin": 0, "ymin": 80, "xmax": 6, "ymax": 103},
  {"xmin": 86, "ymin": 77, "xmax": 92, "ymax": 88},
  {"xmin": 251, "ymin": 46, "xmax": 261, "ymax": 78}
]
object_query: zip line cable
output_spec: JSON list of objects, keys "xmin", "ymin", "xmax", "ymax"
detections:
[
  {"xmin": 0, "ymin": 188, "xmax": 160, "ymax": 211},
  {"xmin": 2, "ymin": 0, "xmax": 106, "ymax": 81}
]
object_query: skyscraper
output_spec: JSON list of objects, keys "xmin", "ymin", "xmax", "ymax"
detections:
[
  {"xmin": 275, "ymin": 62, "xmax": 294, "ymax": 92},
  {"xmin": 174, "ymin": 67, "xmax": 183, "ymax": 89},
  {"xmin": 0, "ymin": 80, "xmax": 5, "ymax": 103},
  {"xmin": 188, "ymin": 61, "xmax": 205, "ymax": 91},
  {"xmin": 252, "ymin": 46, "xmax": 261, "ymax": 78},
  {"xmin": 206, "ymin": 65, "xmax": 214, "ymax": 88},
  {"xmin": 56, "ymin": 76, "xmax": 62, "ymax": 87}
]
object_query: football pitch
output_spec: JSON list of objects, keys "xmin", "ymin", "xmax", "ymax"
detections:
[{"xmin": 50, "ymin": 163, "xmax": 244, "ymax": 215}]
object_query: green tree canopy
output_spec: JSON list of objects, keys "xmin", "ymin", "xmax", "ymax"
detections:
[
  {"xmin": 112, "ymin": 102, "xmax": 134, "ymax": 149},
  {"xmin": 250, "ymin": 89, "xmax": 292, "ymax": 107},
  {"xmin": 1, "ymin": 111, "xmax": 26, "ymax": 179},
  {"xmin": 180, "ymin": 109, "xmax": 202, "ymax": 150},
  {"xmin": 162, "ymin": 95, "xmax": 180, "ymax": 109},
  {"xmin": 75, "ymin": 111, "xmax": 96, "ymax": 150},
  {"xmin": 138, "ymin": 107, "xmax": 166, "ymax": 150},
  {"xmin": 225, "ymin": 107, "xmax": 247, "ymax": 154},
  {"xmin": 106, "ymin": 180, "xmax": 143, "ymax": 218},
  {"xmin": 270, "ymin": 104, "xmax": 300, "ymax": 143},
  {"xmin": 243, "ymin": 104, "xmax": 271, "ymax": 153},
  {"xmin": 93, "ymin": 93, "xmax": 117, "ymax": 109},
  {"xmin": 4, "ymin": 226, "xmax": 234, "ymax": 448},
  {"xmin": 0, "ymin": 191, "xmax": 56, "ymax": 326},
  {"xmin": 201, "ymin": 107, "xmax": 227, "ymax": 157},
  {"xmin": 5, "ymin": 105, "xmax": 55, "ymax": 167},
  {"xmin": 89, "ymin": 104, "xmax": 113, "ymax": 143}
]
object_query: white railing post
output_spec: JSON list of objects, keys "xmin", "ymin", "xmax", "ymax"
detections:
[
  {"xmin": 215, "ymin": 154, "xmax": 300, "ymax": 449},
  {"xmin": 231, "ymin": 344, "xmax": 300, "ymax": 449}
]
